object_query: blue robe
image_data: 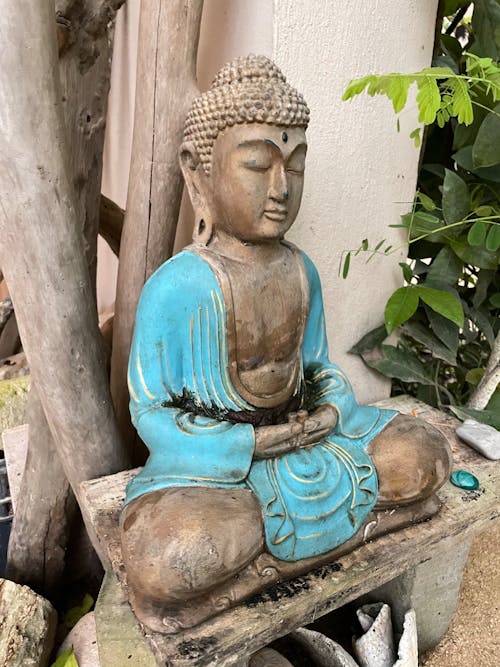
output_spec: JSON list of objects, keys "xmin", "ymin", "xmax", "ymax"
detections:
[{"xmin": 125, "ymin": 247, "xmax": 396, "ymax": 561}]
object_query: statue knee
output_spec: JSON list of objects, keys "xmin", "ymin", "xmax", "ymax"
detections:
[
  {"xmin": 368, "ymin": 414, "xmax": 452, "ymax": 508},
  {"xmin": 121, "ymin": 487, "xmax": 264, "ymax": 602}
]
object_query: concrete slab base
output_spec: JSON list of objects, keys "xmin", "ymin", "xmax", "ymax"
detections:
[{"xmin": 358, "ymin": 538, "xmax": 473, "ymax": 655}]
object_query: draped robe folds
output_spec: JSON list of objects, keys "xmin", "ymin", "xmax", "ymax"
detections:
[{"xmin": 125, "ymin": 247, "xmax": 397, "ymax": 561}]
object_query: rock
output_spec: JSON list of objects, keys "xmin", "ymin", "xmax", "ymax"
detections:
[
  {"xmin": 58, "ymin": 612, "xmax": 100, "ymax": 667},
  {"xmin": 0, "ymin": 578, "xmax": 56, "ymax": 667},
  {"xmin": 249, "ymin": 647, "xmax": 294, "ymax": 666},
  {"xmin": 0, "ymin": 352, "xmax": 29, "ymax": 382},
  {"xmin": 456, "ymin": 420, "xmax": 500, "ymax": 460}
]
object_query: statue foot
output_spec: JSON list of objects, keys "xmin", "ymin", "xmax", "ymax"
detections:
[
  {"xmin": 127, "ymin": 494, "xmax": 441, "ymax": 634},
  {"xmin": 368, "ymin": 414, "xmax": 453, "ymax": 508}
]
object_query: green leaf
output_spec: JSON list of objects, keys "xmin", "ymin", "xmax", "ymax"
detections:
[
  {"xmin": 468, "ymin": 306, "xmax": 495, "ymax": 347},
  {"xmin": 348, "ymin": 324, "xmax": 388, "ymax": 355},
  {"xmin": 387, "ymin": 75, "xmax": 410, "ymax": 113},
  {"xmin": 425, "ymin": 246, "xmax": 463, "ymax": 289},
  {"xmin": 402, "ymin": 211, "xmax": 446, "ymax": 242},
  {"xmin": 415, "ymin": 286, "xmax": 464, "ymax": 327},
  {"xmin": 443, "ymin": 0, "xmax": 471, "ymax": 15},
  {"xmin": 467, "ymin": 221, "xmax": 488, "ymax": 245},
  {"xmin": 342, "ymin": 75, "xmax": 374, "ymax": 100},
  {"xmin": 442, "ymin": 169, "xmax": 470, "ymax": 224},
  {"xmin": 465, "ymin": 367, "xmax": 485, "ymax": 385},
  {"xmin": 472, "ymin": 104, "xmax": 500, "ymax": 168},
  {"xmin": 486, "ymin": 387, "xmax": 500, "ymax": 412},
  {"xmin": 384, "ymin": 287, "xmax": 419, "ymax": 333},
  {"xmin": 473, "ymin": 269, "xmax": 495, "ymax": 308},
  {"xmin": 475, "ymin": 205, "xmax": 494, "ymax": 217},
  {"xmin": 453, "ymin": 146, "xmax": 500, "ymax": 182},
  {"xmin": 402, "ymin": 321, "xmax": 458, "ymax": 366},
  {"xmin": 441, "ymin": 32, "xmax": 464, "ymax": 61},
  {"xmin": 51, "ymin": 648, "xmax": 79, "ymax": 667},
  {"xmin": 448, "ymin": 76, "xmax": 474, "ymax": 125},
  {"xmin": 399, "ymin": 262, "xmax": 414, "ymax": 282},
  {"xmin": 365, "ymin": 345, "xmax": 434, "ymax": 385},
  {"xmin": 450, "ymin": 237, "xmax": 500, "ymax": 269},
  {"xmin": 449, "ymin": 405, "xmax": 500, "ymax": 430},
  {"xmin": 410, "ymin": 128, "xmax": 421, "ymax": 147},
  {"xmin": 486, "ymin": 223, "xmax": 500, "ymax": 251},
  {"xmin": 490, "ymin": 292, "xmax": 500, "ymax": 307},
  {"xmin": 342, "ymin": 252, "xmax": 351, "ymax": 279},
  {"xmin": 427, "ymin": 308, "xmax": 459, "ymax": 354},
  {"xmin": 417, "ymin": 192, "xmax": 437, "ymax": 211},
  {"xmin": 416, "ymin": 76, "xmax": 441, "ymax": 124},
  {"xmin": 453, "ymin": 104, "xmax": 489, "ymax": 150},
  {"xmin": 471, "ymin": 0, "xmax": 500, "ymax": 60},
  {"xmin": 63, "ymin": 594, "xmax": 94, "ymax": 629}
]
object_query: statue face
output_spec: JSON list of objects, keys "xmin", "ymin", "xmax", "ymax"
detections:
[{"xmin": 209, "ymin": 124, "xmax": 307, "ymax": 243}]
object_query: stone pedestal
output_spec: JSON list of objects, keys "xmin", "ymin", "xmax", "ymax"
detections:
[
  {"xmin": 359, "ymin": 538, "xmax": 473, "ymax": 654},
  {"xmin": 84, "ymin": 397, "xmax": 500, "ymax": 666}
]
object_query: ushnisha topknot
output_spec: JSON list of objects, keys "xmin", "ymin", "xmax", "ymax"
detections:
[{"xmin": 183, "ymin": 54, "xmax": 310, "ymax": 174}]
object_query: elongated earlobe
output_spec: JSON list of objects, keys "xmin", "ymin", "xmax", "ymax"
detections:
[{"xmin": 193, "ymin": 216, "xmax": 213, "ymax": 245}]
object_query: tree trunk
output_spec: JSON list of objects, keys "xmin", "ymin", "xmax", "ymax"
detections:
[
  {"xmin": 6, "ymin": 2, "xmax": 125, "ymax": 595},
  {"xmin": 0, "ymin": 0, "xmax": 128, "ymax": 570},
  {"xmin": 111, "ymin": 0, "xmax": 203, "ymax": 456},
  {"xmin": 5, "ymin": 389, "xmax": 75, "ymax": 597}
]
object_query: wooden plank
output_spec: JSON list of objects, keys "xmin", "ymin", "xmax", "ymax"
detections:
[
  {"xmin": 81, "ymin": 397, "xmax": 500, "ymax": 666},
  {"xmin": 111, "ymin": 0, "xmax": 204, "ymax": 453}
]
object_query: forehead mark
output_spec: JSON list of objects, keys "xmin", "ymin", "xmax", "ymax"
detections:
[{"xmin": 236, "ymin": 138, "xmax": 307, "ymax": 161}]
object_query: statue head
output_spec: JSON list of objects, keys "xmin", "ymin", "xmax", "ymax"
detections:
[{"xmin": 180, "ymin": 55, "xmax": 310, "ymax": 244}]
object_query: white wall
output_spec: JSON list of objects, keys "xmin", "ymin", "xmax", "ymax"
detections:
[{"xmin": 100, "ymin": 0, "xmax": 439, "ymax": 402}]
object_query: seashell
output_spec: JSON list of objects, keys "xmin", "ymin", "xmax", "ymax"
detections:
[
  {"xmin": 289, "ymin": 627, "xmax": 359, "ymax": 667},
  {"xmin": 393, "ymin": 609, "xmax": 418, "ymax": 667},
  {"xmin": 353, "ymin": 603, "xmax": 396, "ymax": 667}
]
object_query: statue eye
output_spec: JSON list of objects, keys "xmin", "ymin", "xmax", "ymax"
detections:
[
  {"xmin": 286, "ymin": 165, "xmax": 305, "ymax": 175},
  {"xmin": 243, "ymin": 161, "xmax": 271, "ymax": 172}
]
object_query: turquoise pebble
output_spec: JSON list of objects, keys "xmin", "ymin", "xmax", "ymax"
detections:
[{"xmin": 450, "ymin": 470, "xmax": 479, "ymax": 491}]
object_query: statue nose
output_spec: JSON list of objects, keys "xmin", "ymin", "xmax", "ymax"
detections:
[{"xmin": 268, "ymin": 164, "xmax": 288, "ymax": 203}]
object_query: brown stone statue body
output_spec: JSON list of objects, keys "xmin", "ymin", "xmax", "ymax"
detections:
[{"xmin": 121, "ymin": 56, "xmax": 452, "ymax": 634}]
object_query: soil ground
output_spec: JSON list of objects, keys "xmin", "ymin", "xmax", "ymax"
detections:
[{"xmin": 422, "ymin": 522, "xmax": 500, "ymax": 667}]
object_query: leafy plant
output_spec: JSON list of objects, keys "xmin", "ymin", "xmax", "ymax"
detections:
[
  {"xmin": 50, "ymin": 647, "xmax": 79, "ymax": 667},
  {"xmin": 342, "ymin": 0, "xmax": 500, "ymax": 427},
  {"xmin": 62, "ymin": 593, "xmax": 94, "ymax": 629}
]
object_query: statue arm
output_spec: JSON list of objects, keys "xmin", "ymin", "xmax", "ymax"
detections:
[
  {"xmin": 127, "ymin": 263, "xmax": 256, "ymax": 483},
  {"xmin": 300, "ymin": 251, "xmax": 393, "ymax": 439}
]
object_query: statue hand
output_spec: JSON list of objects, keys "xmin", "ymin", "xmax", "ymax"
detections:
[
  {"xmin": 297, "ymin": 405, "xmax": 338, "ymax": 448},
  {"xmin": 253, "ymin": 422, "xmax": 304, "ymax": 459}
]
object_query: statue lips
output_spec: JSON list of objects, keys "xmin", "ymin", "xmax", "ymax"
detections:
[{"xmin": 263, "ymin": 208, "xmax": 288, "ymax": 221}]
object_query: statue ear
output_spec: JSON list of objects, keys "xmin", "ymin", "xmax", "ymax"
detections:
[{"xmin": 179, "ymin": 142, "xmax": 213, "ymax": 245}]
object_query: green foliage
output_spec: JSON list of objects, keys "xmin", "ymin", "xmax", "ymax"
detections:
[
  {"xmin": 63, "ymin": 594, "xmax": 94, "ymax": 629},
  {"xmin": 342, "ymin": 56, "xmax": 500, "ymax": 134},
  {"xmin": 51, "ymin": 648, "xmax": 79, "ymax": 667},
  {"xmin": 342, "ymin": 3, "xmax": 500, "ymax": 427}
]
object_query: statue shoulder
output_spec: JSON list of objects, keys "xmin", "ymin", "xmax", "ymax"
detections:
[
  {"xmin": 138, "ymin": 249, "xmax": 220, "ymax": 312},
  {"xmin": 296, "ymin": 248, "xmax": 322, "ymax": 293}
]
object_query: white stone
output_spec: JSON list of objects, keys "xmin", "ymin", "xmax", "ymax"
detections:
[
  {"xmin": 456, "ymin": 419, "xmax": 500, "ymax": 460},
  {"xmin": 58, "ymin": 612, "xmax": 100, "ymax": 667}
]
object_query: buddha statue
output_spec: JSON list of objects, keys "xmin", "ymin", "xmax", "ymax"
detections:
[{"xmin": 120, "ymin": 55, "xmax": 452, "ymax": 634}]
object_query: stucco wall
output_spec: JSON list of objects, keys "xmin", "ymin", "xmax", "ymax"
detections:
[{"xmin": 100, "ymin": 0, "xmax": 439, "ymax": 402}]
